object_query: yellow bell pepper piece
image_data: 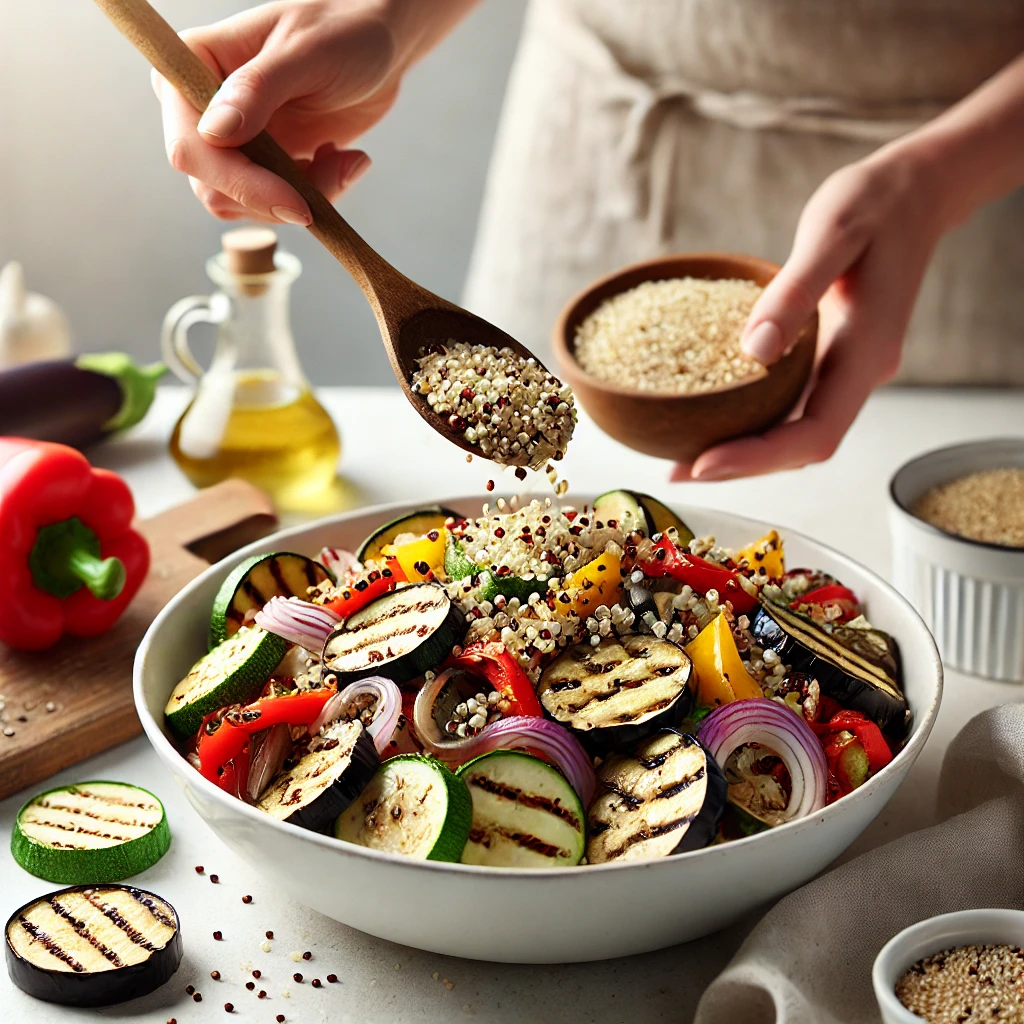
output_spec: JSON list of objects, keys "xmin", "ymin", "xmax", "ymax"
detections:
[
  {"xmin": 566, "ymin": 552, "xmax": 623, "ymax": 617},
  {"xmin": 737, "ymin": 529, "xmax": 785, "ymax": 580},
  {"xmin": 684, "ymin": 611, "xmax": 763, "ymax": 709},
  {"xmin": 390, "ymin": 532, "xmax": 446, "ymax": 583}
]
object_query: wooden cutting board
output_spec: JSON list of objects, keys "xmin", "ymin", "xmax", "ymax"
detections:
[{"xmin": 0, "ymin": 479, "xmax": 278, "ymax": 801}]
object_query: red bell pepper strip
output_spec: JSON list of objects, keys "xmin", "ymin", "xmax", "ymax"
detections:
[
  {"xmin": 791, "ymin": 584, "xmax": 861, "ymax": 623},
  {"xmin": 811, "ymin": 708, "xmax": 893, "ymax": 798},
  {"xmin": 442, "ymin": 641, "xmax": 544, "ymax": 718},
  {"xmin": 323, "ymin": 560, "xmax": 406, "ymax": 619},
  {"xmin": 637, "ymin": 534, "xmax": 758, "ymax": 614},
  {"xmin": 0, "ymin": 438, "xmax": 149, "ymax": 651},
  {"xmin": 197, "ymin": 688, "xmax": 336, "ymax": 782}
]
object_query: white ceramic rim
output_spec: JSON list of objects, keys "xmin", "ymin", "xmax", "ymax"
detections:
[
  {"xmin": 872, "ymin": 908, "xmax": 1024, "ymax": 1022},
  {"xmin": 134, "ymin": 495, "xmax": 943, "ymax": 883},
  {"xmin": 888, "ymin": 438, "xmax": 1024, "ymax": 559}
]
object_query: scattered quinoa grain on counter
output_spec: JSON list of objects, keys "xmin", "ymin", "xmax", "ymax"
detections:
[
  {"xmin": 912, "ymin": 468, "xmax": 1024, "ymax": 548},
  {"xmin": 895, "ymin": 943, "xmax": 1024, "ymax": 1022},
  {"xmin": 574, "ymin": 277, "xmax": 764, "ymax": 393},
  {"xmin": 410, "ymin": 342, "xmax": 576, "ymax": 469}
]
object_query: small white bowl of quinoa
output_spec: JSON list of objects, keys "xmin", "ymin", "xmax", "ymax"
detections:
[
  {"xmin": 873, "ymin": 909, "xmax": 1024, "ymax": 1024},
  {"xmin": 551, "ymin": 252, "xmax": 817, "ymax": 462},
  {"xmin": 889, "ymin": 439, "xmax": 1024, "ymax": 682}
]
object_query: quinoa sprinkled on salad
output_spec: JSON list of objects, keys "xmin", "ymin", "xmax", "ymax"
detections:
[
  {"xmin": 164, "ymin": 488, "xmax": 909, "ymax": 869},
  {"xmin": 410, "ymin": 342, "xmax": 576, "ymax": 470}
]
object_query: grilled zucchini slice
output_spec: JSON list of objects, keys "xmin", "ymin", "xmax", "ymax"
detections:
[
  {"xmin": 334, "ymin": 755, "xmax": 471, "ymax": 862},
  {"xmin": 458, "ymin": 751, "xmax": 585, "ymax": 868},
  {"xmin": 210, "ymin": 552, "xmax": 330, "ymax": 647},
  {"xmin": 587, "ymin": 730, "xmax": 726, "ymax": 863},
  {"xmin": 12, "ymin": 782, "xmax": 170, "ymax": 884},
  {"xmin": 593, "ymin": 490, "xmax": 694, "ymax": 546},
  {"xmin": 322, "ymin": 582, "xmax": 464, "ymax": 685},
  {"xmin": 164, "ymin": 626, "xmax": 286, "ymax": 737},
  {"xmin": 538, "ymin": 636, "xmax": 694, "ymax": 753}
]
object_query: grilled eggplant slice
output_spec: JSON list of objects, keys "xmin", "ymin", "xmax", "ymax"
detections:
[
  {"xmin": 322, "ymin": 582, "xmax": 464, "ymax": 685},
  {"xmin": 5, "ymin": 885, "xmax": 182, "ymax": 1007},
  {"xmin": 587, "ymin": 730, "xmax": 726, "ymax": 864},
  {"xmin": 752, "ymin": 601, "xmax": 907, "ymax": 732},
  {"xmin": 258, "ymin": 721, "xmax": 379, "ymax": 833},
  {"xmin": 12, "ymin": 782, "xmax": 170, "ymax": 884},
  {"xmin": 538, "ymin": 636, "xmax": 694, "ymax": 754}
]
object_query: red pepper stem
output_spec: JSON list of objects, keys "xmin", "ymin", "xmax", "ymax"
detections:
[
  {"xmin": 29, "ymin": 516, "xmax": 127, "ymax": 601},
  {"xmin": 67, "ymin": 547, "xmax": 127, "ymax": 601}
]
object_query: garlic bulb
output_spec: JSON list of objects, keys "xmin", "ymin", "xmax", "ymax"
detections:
[{"xmin": 0, "ymin": 261, "xmax": 72, "ymax": 368}]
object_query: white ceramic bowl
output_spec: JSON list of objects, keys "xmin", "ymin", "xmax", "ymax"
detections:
[
  {"xmin": 135, "ymin": 496, "xmax": 942, "ymax": 963},
  {"xmin": 873, "ymin": 909, "xmax": 1024, "ymax": 1023},
  {"xmin": 889, "ymin": 439, "xmax": 1024, "ymax": 682}
]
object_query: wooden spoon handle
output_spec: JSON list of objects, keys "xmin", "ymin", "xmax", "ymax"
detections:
[{"xmin": 92, "ymin": 0, "xmax": 398, "ymax": 300}]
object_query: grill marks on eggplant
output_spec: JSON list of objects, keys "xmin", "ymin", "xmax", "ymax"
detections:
[
  {"xmin": 322, "ymin": 583, "xmax": 463, "ymax": 683},
  {"xmin": 753, "ymin": 602, "xmax": 907, "ymax": 732},
  {"xmin": 7, "ymin": 888, "xmax": 177, "ymax": 974},
  {"xmin": 538, "ymin": 636, "xmax": 693, "ymax": 740},
  {"xmin": 18, "ymin": 785, "xmax": 163, "ymax": 851},
  {"xmin": 257, "ymin": 722, "xmax": 379, "ymax": 832},
  {"xmin": 587, "ymin": 731, "xmax": 725, "ymax": 864}
]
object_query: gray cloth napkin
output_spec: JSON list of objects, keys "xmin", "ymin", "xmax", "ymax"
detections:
[{"xmin": 694, "ymin": 705, "xmax": 1024, "ymax": 1024}]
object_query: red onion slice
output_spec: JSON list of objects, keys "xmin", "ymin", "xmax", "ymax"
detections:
[
  {"xmin": 254, "ymin": 596, "xmax": 340, "ymax": 651},
  {"xmin": 318, "ymin": 546, "xmax": 362, "ymax": 582},
  {"xmin": 246, "ymin": 723, "xmax": 292, "ymax": 803},
  {"xmin": 698, "ymin": 698, "xmax": 827, "ymax": 822},
  {"xmin": 412, "ymin": 671, "xmax": 596, "ymax": 805},
  {"xmin": 311, "ymin": 676, "xmax": 402, "ymax": 756}
]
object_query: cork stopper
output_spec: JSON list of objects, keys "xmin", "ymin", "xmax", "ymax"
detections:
[{"xmin": 221, "ymin": 227, "xmax": 278, "ymax": 293}]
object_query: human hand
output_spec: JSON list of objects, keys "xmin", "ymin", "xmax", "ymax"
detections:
[
  {"xmin": 153, "ymin": 0, "xmax": 402, "ymax": 223},
  {"xmin": 670, "ymin": 146, "xmax": 946, "ymax": 482}
]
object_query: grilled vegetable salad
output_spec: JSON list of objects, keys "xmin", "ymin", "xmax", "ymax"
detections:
[{"xmin": 164, "ymin": 489, "xmax": 909, "ymax": 867}]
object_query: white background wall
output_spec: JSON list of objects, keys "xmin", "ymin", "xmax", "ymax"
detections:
[{"xmin": 0, "ymin": 0, "xmax": 528, "ymax": 385}]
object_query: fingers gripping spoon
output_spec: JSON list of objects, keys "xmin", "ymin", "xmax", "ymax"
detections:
[{"xmin": 92, "ymin": 0, "xmax": 574, "ymax": 468}]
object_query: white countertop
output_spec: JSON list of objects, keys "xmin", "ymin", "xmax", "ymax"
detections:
[{"xmin": 2, "ymin": 384, "xmax": 1023, "ymax": 1024}]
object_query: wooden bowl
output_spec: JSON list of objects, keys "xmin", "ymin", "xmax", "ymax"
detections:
[{"xmin": 552, "ymin": 252, "xmax": 817, "ymax": 462}]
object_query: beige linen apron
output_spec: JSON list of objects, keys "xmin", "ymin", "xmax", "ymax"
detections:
[{"xmin": 464, "ymin": 0, "xmax": 1024, "ymax": 385}]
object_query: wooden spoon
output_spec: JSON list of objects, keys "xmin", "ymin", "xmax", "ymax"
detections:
[{"xmin": 92, "ymin": 0, "xmax": 552, "ymax": 463}]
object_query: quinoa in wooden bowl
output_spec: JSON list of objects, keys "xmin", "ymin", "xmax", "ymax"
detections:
[{"xmin": 551, "ymin": 253, "xmax": 817, "ymax": 462}]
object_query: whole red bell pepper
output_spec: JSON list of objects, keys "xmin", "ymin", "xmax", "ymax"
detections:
[
  {"xmin": 322, "ymin": 560, "xmax": 406, "ymax": 620},
  {"xmin": 197, "ymin": 688, "xmax": 336, "ymax": 782},
  {"xmin": 442, "ymin": 641, "xmax": 544, "ymax": 717},
  {"xmin": 0, "ymin": 438, "xmax": 149, "ymax": 651},
  {"xmin": 637, "ymin": 534, "xmax": 758, "ymax": 614}
]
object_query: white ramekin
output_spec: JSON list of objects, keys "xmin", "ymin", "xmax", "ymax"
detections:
[
  {"xmin": 873, "ymin": 908, "xmax": 1024, "ymax": 1023},
  {"xmin": 889, "ymin": 439, "xmax": 1024, "ymax": 683}
]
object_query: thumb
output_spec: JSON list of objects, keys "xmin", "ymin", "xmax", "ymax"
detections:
[{"xmin": 197, "ymin": 52, "xmax": 295, "ymax": 146}]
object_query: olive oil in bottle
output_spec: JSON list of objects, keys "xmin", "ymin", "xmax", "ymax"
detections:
[{"xmin": 164, "ymin": 229, "xmax": 341, "ymax": 510}]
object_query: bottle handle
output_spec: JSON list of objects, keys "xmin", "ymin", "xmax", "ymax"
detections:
[{"xmin": 161, "ymin": 293, "xmax": 231, "ymax": 385}]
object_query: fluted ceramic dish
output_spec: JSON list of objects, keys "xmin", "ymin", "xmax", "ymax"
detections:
[
  {"xmin": 889, "ymin": 439, "xmax": 1024, "ymax": 682},
  {"xmin": 135, "ymin": 497, "xmax": 942, "ymax": 963},
  {"xmin": 873, "ymin": 909, "xmax": 1024, "ymax": 1023}
]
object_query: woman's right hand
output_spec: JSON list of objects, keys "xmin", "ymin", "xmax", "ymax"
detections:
[{"xmin": 154, "ymin": 0, "xmax": 405, "ymax": 224}]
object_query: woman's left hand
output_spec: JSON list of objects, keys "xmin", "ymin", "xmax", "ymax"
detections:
[{"xmin": 670, "ymin": 144, "xmax": 945, "ymax": 482}]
